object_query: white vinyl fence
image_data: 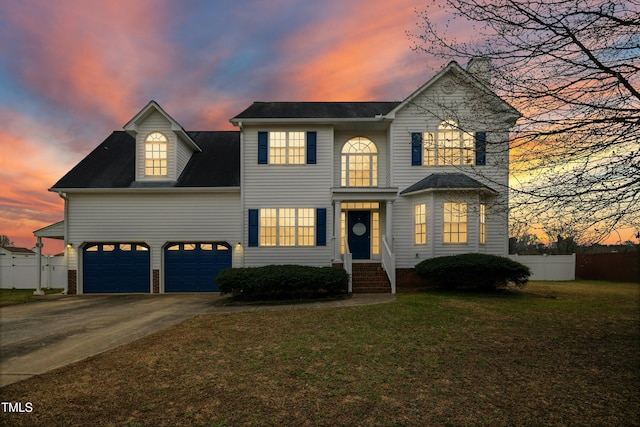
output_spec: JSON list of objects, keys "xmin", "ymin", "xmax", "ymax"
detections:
[
  {"xmin": 507, "ymin": 254, "xmax": 576, "ymax": 281},
  {"xmin": 0, "ymin": 255, "xmax": 67, "ymax": 289}
]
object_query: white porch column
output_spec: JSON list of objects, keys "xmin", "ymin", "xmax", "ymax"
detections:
[
  {"xmin": 34, "ymin": 238, "xmax": 44, "ymax": 295},
  {"xmin": 333, "ymin": 200, "xmax": 341, "ymax": 261},
  {"xmin": 386, "ymin": 200, "xmax": 394, "ymax": 250}
]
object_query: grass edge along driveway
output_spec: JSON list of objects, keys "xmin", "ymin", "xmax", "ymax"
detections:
[{"xmin": 2, "ymin": 281, "xmax": 639, "ymax": 427}]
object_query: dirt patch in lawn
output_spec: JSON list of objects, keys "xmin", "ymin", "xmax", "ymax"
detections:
[{"xmin": 2, "ymin": 281, "xmax": 639, "ymax": 426}]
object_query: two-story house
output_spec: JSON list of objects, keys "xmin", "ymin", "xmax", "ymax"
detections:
[{"xmin": 43, "ymin": 59, "xmax": 519, "ymax": 294}]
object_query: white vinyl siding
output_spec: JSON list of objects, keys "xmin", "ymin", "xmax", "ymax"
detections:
[
  {"xmin": 390, "ymin": 75, "xmax": 510, "ymax": 267},
  {"xmin": 243, "ymin": 125, "xmax": 333, "ymax": 266},
  {"xmin": 64, "ymin": 191, "xmax": 241, "ymax": 278}
]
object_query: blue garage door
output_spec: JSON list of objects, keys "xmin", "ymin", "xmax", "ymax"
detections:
[
  {"xmin": 83, "ymin": 243, "xmax": 150, "ymax": 293},
  {"xmin": 165, "ymin": 242, "xmax": 232, "ymax": 292}
]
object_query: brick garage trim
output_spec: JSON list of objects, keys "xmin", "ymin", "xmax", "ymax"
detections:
[
  {"xmin": 68, "ymin": 269, "xmax": 77, "ymax": 295},
  {"xmin": 152, "ymin": 269, "xmax": 160, "ymax": 293}
]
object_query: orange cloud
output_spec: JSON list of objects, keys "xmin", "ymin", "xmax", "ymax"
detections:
[
  {"xmin": 9, "ymin": 0, "xmax": 174, "ymax": 124},
  {"xmin": 275, "ymin": 0, "xmax": 471, "ymax": 102},
  {"xmin": 0, "ymin": 111, "xmax": 76, "ymax": 253}
]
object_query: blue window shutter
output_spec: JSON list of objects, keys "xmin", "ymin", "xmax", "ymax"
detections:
[
  {"xmin": 306, "ymin": 131, "xmax": 317, "ymax": 164},
  {"xmin": 475, "ymin": 131, "xmax": 486, "ymax": 166},
  {"xmin": 248, "ymin": 209, "xmax": 259, "ymax": 247},
  {"xmin": 411, "ymin": 132, "xmax": 422, "ymax": 166},
  {"xmin": 316, "ymin": 208, "xmax": 326, "ymax": 246},
  {"xmin": 258, "ymin": 132, "xmax": 268, "ymax": 164}
]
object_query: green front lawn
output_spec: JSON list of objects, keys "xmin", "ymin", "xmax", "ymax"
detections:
[
  {"xmin": 0, "ymin": 288, "xmax": 63, "ymax": 307},
  {"xmin": 3, "ymin": 281, "xmax": 639, "ymax": 426}
]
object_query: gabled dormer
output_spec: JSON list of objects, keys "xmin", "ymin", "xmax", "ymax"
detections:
[{"xmin": 123, "ymin": 101, "xmax": 201, "ymax": 184}]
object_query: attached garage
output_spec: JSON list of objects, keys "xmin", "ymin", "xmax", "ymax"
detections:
[
  {"xmin": 164, "ymin": 242, "xmax": 232, "ymax": 292},
  {"xmin": 83, "ymin": 243, "xmax": 151, "ymax": 293}
]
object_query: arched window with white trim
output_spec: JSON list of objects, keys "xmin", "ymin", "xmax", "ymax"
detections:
[
  {"xmin": 341, "ymin": 137, "xmax": 378, "ymax": 187},
  {"xmin": 145, "ymin": 132, "xmax": 168, "ymax": 176}
]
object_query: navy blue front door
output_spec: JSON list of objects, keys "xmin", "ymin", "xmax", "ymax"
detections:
[
  {"xmin": 165, "ymin": 243, "xmax": 232, "ymax": 292},
  {"xmin": 348, "ymin": 211, "xmax": 371, "ymax": 260}
]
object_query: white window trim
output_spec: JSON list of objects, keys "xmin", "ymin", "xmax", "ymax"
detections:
[
  {"xmin": 268, "ymin": 131, "xmax": 306, "ymax": 165},
  {"xmin": 423, "ymin": 121, "xmax": 475, "ymax": 166},
  {"xmin": 259, "ymin": 208, "xmax": 315, "ymax": 247}
]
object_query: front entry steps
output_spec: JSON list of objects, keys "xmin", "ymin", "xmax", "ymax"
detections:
[{"xmin": 351, "ymin": 262, "xmax": 391, "ymax": 293}]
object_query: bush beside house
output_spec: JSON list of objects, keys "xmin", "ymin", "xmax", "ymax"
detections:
[
  {"xmin": 216, "ymin": 265, "xmax": 349, "ymax": 299},
  {"xmin": 415, "ymin": 253, "xmax": 531, "ymax": 291}
]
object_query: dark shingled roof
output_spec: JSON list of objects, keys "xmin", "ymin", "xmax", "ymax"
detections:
[
  {"xmin": 400, "ymin": 173, "xmax": 496, "ymax": 195},
  {"xmin": 52, "ymin": 131, "xmax": 240, "ymax": 189},
  {"xmin": 232, "ymin": 102, "xmax": 401, "ymax": 119}
]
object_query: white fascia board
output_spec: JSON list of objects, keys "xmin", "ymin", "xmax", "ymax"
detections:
[
  {"xmin": 229, "ymin": 117, "xmax": 390, "ymax": 126},
  {"xmin": 331, "ymin": 187, "xmax": 399, "ymax": 202},
  {"xmin": 400, "ymin": 187, "xmax": 498, "ymax": 197}
]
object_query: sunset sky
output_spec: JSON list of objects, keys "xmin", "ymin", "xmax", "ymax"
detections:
[
  {"xmin": 0, "ymin": 0, "xmax": 633, "ymax": 255},
  {"xmin": 1, "ymin": 0, "xmax": 454, "ymax": 254}
]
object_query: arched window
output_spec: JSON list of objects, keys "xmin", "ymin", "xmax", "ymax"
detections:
[
  {"xmin": 341, "ymin": 137, "xmax": 378, "ymax": 187},
  {"xmin": 145, "ymin": 132, "xmax": 168, "ymax": 176}
]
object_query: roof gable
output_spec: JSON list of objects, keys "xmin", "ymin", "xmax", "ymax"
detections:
[
  {"xmin": 385, "ymin": 61, "xmax": 520, "ymax": 121},
  {"xmin": 123, "ymin": 100, "xmax": 201, "ymax": 152}
]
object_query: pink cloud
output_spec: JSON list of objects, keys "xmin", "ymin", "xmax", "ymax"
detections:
[
  {"xmin": 9, "ymin": 0, "xmax": 175, "ymax": 124},
  {"xmin": 0, "ymin": 110, "xmax": 74, "ymax": 253},
  {"xmin": 270, "ymin": 0, "xmax": 466, "ymax": 102}
]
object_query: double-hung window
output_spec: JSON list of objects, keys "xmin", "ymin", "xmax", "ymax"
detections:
[
  {"xmin": 479, "ymin": 203, "xmax": 486, "ymax": 245},
  {"xmin": 414, "ymin": 204, "xmax": 427, "ymax": 245},
  {"xmin": 429, "ymin": 121, "xmax": 474, "ymax": 165},
  {"xmin": 269, "ymin": 131, "xmax": 305, "ymax": 164},
  {"xmin": 443, "ymin": 202, "xmax": 467, "ymax": 243},
  {"xmin": 259, "ymin": 208, "xmax": 315, "ymax": 246},
  {"xmin": 412, "ymin": 122, "xmax": 485, "ymax": 166},
  {"xmin": 258, "ymin": 131, "xmax": 316, "ymax": 165}
]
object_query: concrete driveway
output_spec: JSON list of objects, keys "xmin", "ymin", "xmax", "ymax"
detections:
[
  {"xmin": 0, "ymin": 294, "xmax": 224, "ymax": 387},
  {"xmin": 0, "ymin": 293, "xmax": 394, "ymax": 387}
]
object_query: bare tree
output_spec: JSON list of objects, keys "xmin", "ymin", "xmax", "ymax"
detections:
[
  {"xmin": 410, "ymin": 0, "xmax": 640, "ymax": 243},
  {"xmin": 0, "ymin": 234, "xmax": 13, "ymax": 247}
]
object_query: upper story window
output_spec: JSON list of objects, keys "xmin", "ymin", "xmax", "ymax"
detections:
[
  {"xmin": 145, "ymin": 132, "xmax": 168, "ymax": 176},
  {"xmin": 258, "ymin": 131, "xmax": 316, "ymax": 165},
  {"xmin": 412, "ymin": 122, "xmax": 485, "ymax": 166},
  {"xmin": 341, "ymin": 137, "xmax": 378, "ymax": 187},
  {"xmin": 269, "ymin": 131, "xmax": 305, "ymax": 164},
  {"xmin": 427, "ymin": 121, "xmax": 474, "ymax": 166}
]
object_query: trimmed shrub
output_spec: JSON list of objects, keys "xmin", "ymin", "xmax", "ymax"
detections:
[
  {"xmin": 415, "ymin": 253, "xmax": 531, "ymax": 291},
  {"xmin": 216, "ymin": 265, "xmax": 349, "ymax": 300}
]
